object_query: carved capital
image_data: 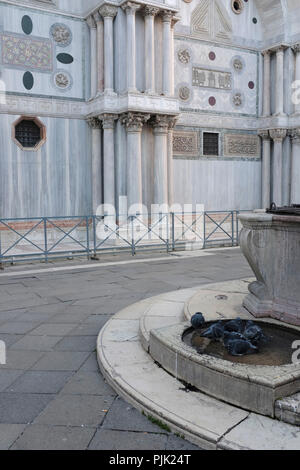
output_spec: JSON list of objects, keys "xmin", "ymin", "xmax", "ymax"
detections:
[
  {"xmin": 258, "ymin": 129, "xmax": 270, "ymax": 140},
  {"xmin": 143, "ymin": 6, "xmax": 160, "ymax": 17},
  {"xmin": 288, "ymin": 128, "xmax": 300, "ymax": 142},
  {"xmin": 269, "ymin": 128, "xmax": 287, "ymax": 142},
  {"xmin": 93, "ymin": 11, "xmax": 102, "ymax": 24},
  {"xmin": 272, "ymin": 44, "xmax": 287, "ymax": 55},
  {"xmin": 99, "ymin": 113, "xmax": 118, "ymax": 129},
  {"xmin": 122, "ymin": 2, "xmax": 140, "ymax": 14},
  {"xmin": 99, "ymin": 4, "xmax": 118, "ymax": 19},
  {"xmin": 87, "ymin": 117, "xmax": 102, "ymax": 130},
  {"xmin": 150, "ymin": 115, "xmax": 170, "ymax": 134},
  {"xmin": 168, "ymin": 117, "xmax": 178, "ymax": 131},
  {"xmin": 87, "ymin": 15, "xmax": 96, "ymax": 29},
  {"xmin": 161, "ymin": 10, "xmax": 174, "ymax": 23},
  {"xmin": 293, "ymin": 43, "xmax": 300, "ymax": 54},
  {"xmin": 261, "ymin": 49, "xmax": 271, "ymax": 58},
  {"xmin": 120, "ymin": 112, "xmax": 150, "ymax": 132}
]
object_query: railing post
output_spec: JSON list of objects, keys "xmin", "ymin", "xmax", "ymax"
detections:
[
  {"xmin": 0, "ymin": 226, "xmax": 3, "ymax": 270},
  {"xmin": 236, "ymin": 211, "xmax": 240, "ymax": 245},
  {"xmin": 231, "ymin": 211, "xmax": 234, "ymax": 247},
  {"xmin": 43, "ymin": 217, "xmax": 48, "ymax": 263},
  {"xmin": 86, "ymin": 216, "xmax": 90, "ymax": 259},
  {"xmin": 171, "ymin": 212, "xmax": 175, "ymax": 251},
  {"xmin": 131, "ymin": 215, "xmax": 135, "ymax": 256},
  {"xmin": 203, "ymin": 212, "xmax": 206, "ymax": 249}
]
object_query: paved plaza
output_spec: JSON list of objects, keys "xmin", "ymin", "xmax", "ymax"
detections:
[{"xmin": 0, "ymin": 248, "xmax": 252, "ymax": 450}]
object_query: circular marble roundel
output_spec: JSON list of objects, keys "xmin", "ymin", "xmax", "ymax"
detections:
[
  {"xmin": 209, "ymin": 51, "xmax": 216, "ymax": 61},
  {"xmin": 23, "ymin": 71, "xmax": 34, "ymax": 90},
  {"xmin": 209, "ymin": 96, "xmax": 216, "ymax": 106},
  {"xmin": 53, "ymin": 70, "xmax": 73, "ymax": 91},
  {"xmin": 50, "ymin": 23, "xmax": 72, "ymax": 47},
  {"xmin": 248, "ymin": 81, "xmax": 255, "ymax": 89},
  {"xmin": 22, "ymin": 16, "xmax": 33, "ymax": 35},
  {"xmin": 57, "ymin": 53, "xmax": 74, "ymax": 64}
]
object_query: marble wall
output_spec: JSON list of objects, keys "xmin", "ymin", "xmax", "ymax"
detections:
[{"xmin": 0, "ymin": 114, "xmax": 92, "ymax": 218}]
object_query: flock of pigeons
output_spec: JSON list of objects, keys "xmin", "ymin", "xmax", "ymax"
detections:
[{"xmin": 191, "ymin": 313, "xmax": 267, "ymax": 356}]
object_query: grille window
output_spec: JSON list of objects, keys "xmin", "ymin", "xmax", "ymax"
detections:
[
  {"xmin": 203, "ymin": 132, "xmax": 219, "ymax": 156},
  {"xmin": 15, "ymin": 120, "xmax": 41, "ymax": 149}
]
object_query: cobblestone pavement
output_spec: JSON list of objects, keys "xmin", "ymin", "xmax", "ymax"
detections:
[{"xmin": 0, "ymin": 248, "xmax": 252, "ymax": 450}]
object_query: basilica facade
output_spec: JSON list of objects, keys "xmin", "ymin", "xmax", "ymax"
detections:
[{"xmin": 0, "ymin": 0, "xmax": 299, "ymax": 218}]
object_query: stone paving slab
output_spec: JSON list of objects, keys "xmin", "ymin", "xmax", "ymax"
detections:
[
  {"xmin": 7, "ymin": 371, "xmax": 73, "ymax": 394},
  {"xmin": 0, "ymin": 424, "xmax": 27, "ymax": 450}
]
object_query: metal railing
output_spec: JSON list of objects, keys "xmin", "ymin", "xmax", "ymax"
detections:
[{"xmin": 0, "ymin": 210, "xmax": 250, "ymax": 265}]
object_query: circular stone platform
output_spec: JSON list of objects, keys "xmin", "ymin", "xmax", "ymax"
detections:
[{"xmin": 97, "ymin": 279, "xmax": 300, "ymax": 450}]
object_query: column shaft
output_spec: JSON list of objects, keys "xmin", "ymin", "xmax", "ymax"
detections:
[
  {"xmin": 94, "ymin": 12, "xmax": 104, "ymax": 94},
  {"xmin": 293, "ymin": 44, "xmax": 300, "ymax": 115},
  {"xmin": 162, "ymin": 12, "xmax": 172, "ymax": 96},
  {"xmin": 123, "ymin": 3, "xmax": 140, "ymax": 92},
  {"xmin": 100, "ymin": 5, "xmax": 117, "ymax": 94},
  {"xmin": 144, "ymin": 7, "xmax": 158, "ymax": 94},
  {"xmin": 259, "ymin": 130, "xmax": 271, "ymax": 209},
  {"xmin": 167, "ymin": 118, "xmax": 176, "ymax": 207},
  {"xmin": 100, "ymin": 114, "xmax": 117, "ymax": 212},
  {"xmin": 88, "ymin": 118, "xmax": 102, "ymax": 213},
  {"xmin": 152, "ymin": 116, "xmax": 169, "ymax": 206},
  {"xmin": 87, "ymin": 16, "xmax": 97, "ymax": 99},
  {"xmin": 290, "ymin": 129, "xmax": 300, "ymax": 203},
  {"xmin": 270, "ymin": 129, "xmax": 287, "ymax": 206},
  {"xmin": 262, "ymin": 51, "xmax": 271, "ymax": 116},
  {"xmin": 275, "ymin": 47, "xmax": 285, "ymax": 116}
]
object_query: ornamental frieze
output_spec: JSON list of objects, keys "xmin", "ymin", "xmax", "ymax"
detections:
[
  {"xmin": 1, "ymin": 33, "xmax": 53, "ymax": 72},
  {"xmin": 173, "ymin": 131, "xmax": 198, "ymax": 156},
  {"xmin": 224, "ymin": 134, "xmax": 260, "ymax": 157},
  {"xmin": 192, "ymin": 67, "xmax": 232, "ymax": 90}
]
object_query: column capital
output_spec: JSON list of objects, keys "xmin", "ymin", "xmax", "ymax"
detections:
[
  {"xmin": 261, "ymin": 49, "xmax": 271, "ymax": 57},
  {"xmin": 99, "ymin": 113, "xmax": 118, "ymax": 129},
  {"xmin": 99, "ymin": 4, "xmax": 118, "ymax": 18},
  {"xmin": 288, "ymin": 128, "xmax": 300, "ymax": 142},
  {"xmin": 121, "ymin": 112, "xmax": 150, "ymax": 132},
  {"xmin": 143, "ymin": 5, "xmax": 160, "ymax": 17},
  {"xmin": 258, "ymin": 129, "xmax": 270, "ymax": 140},
  {"xmin": 87, "ymin": 15, "xmax": 96, "ymax": 29},
  {"xmin": 122, "ymin": 1, "xmax": 140, "ymax": 14},
  {"xmin": 87, "ymin": 117, "xmax": 102, "ymax": 129},
  {"xmin": 269, "ymin": 128, "xmax": 287, "ymax": 142},
  {"xmin": 270, "ymin": 44, "xmax": 288, "ymax": 54},
  {"xmin": 161, "ymin": 10, "xmax": 174, "ymax": 23},
  {"xmin": 292, "ymin": 43, "xmax": 300, "ymax": 54},
  {"xmin": 93, "ymin": 10, "xmax": 102, "ymax": 23},
  {"xmin": 150, "ymin": 115, "xmax": 170, "ymax": 134},
  {"xmin": 167, "ymin": 116, "xmax": 178, "ymax": 130}
]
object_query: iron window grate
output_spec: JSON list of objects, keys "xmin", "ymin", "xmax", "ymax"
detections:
[{"xmin": 203, "ymin": 132, "xmax": 219, "ymax": 156}]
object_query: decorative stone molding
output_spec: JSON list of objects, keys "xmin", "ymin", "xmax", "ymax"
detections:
[
  {"xmin": 177, "ymin": 49, "xmax": 191, "ymax": 64},
  {"xmin": 178, "ymin": 85, "xmax": 191, "ymax": 102},
  {"xmin": 232, "ymin": 91, "xmax": 244, "ymax": 108},
  {"xmin": 87, "ymin": 117, "xmax": 102, "ymax": 129},
  {"xmin": 168, "ymin": 117, "xmax": 177, "ymax": 130},
  {"xmin": 261, "ymin": 49, "xmax": 271, "ymax": 57},
  {"xmin": 120, "ymin": 112, "xmax": 150, "ymax": 132},
  {"xmin": 99, "ymin": 113, "xmax": 118, "ymax": 129},
  {"xmin": 191, "ymin": 0, "xmax": 232, "ymax": 42},
  {"xmin": 269, "ymin": 128, "xmax": 287, "ymax": 142},
  {"xmin": 143, "ymin": 5, "xmax": 160, "ymax": 16},
  {"xmin": 53, "ymin": 71, "xmax": 73, "ymax": 91},
  {"xmin": 99, "ymin": 5, "xmax": 118, "ymax": 18},
  {"xmin": 224, "ymin": 134, "xmax": 260, "ymax": 157},
  {"xmin": 50, "ymin": 23, "xmax": 72, "ymax": 47},
  {"xmin": 173, "ymin": 131, "xmax": 198, "ymax": 156},
  {"xmin": 258, "ymin": 130, "xmax": 270, "ymax": 140},
  {"xmin": 122, "ymin": 1, "xmax": 140, "ymax": 14},
  {"xmin": 292, "ymin": 43, "xmax": 300, "ymax": 54}
]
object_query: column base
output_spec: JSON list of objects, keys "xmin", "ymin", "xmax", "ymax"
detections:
[
  {"xmin": 273, "ymin": 112, "xmax": 287, "ymax": 117},
  {"xmin": 104, "ymin": 89, "xmax": 117, "ymax": 97}
]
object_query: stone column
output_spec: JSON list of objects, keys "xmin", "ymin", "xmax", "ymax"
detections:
[
  {"xmin": 87, "ymin": 15, "xmax": 97, "ymax": 99},
  {"xmin": 122, "ymin": 2, "xmax": 140, "ymax": 93},
  {"xmin": 167, "ymin": 117, "xmax": 177, "ymax": 207},
  {"xmin": 289, "ymin": 128, "xmax": 300, "ymax": 204},
  {"xmin": 99, "ymin": 5, "xmax": 118, "ymax": 94},
  {"xmin": 152, "ymin": 115, "xmax": 169, "ymax": 207},
  {"xmin": 270, "ymin": 128, "xmax": 287, "ymax": 206},
  {"xmin": 292, "ymin": 44, "xmax": 300, "ymax": 115},
  {"xmin": 94, "ymin": 11, "xmax": 104, "ymax": 95},
  {"xmin": 144, "ymin": 6, "xmax": 159, "ymax": 94},
  {"xmin": 88, "ymin": 118, "xmax": 102, "ymax": 213},
  {"xmin": 262, "ymin": 50, "xmax": 271, "ymax": 116},
  {"xmin": 274, "ymin": 46, "xmax": 286, "ymax": 117},
  {"xmin": 258, "ymin": 130, "xmax": 271, "ymax": 209},
  {"xmin": 121, "ymin": 113, "xmax": 150, "ymax": 213},
  {"xmin": 99, "ymin": 114, "xmax": 118, "ymax": 214},
  {"xmin": 162, "ymin": 11, "xmax": 173, "ymax": 96}
]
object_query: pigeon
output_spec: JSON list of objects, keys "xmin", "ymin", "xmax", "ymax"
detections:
[
  {"xmin": 223, "ymin": 330, "xmax": 245, "ymax": 346},
  {"xmin": 243, "ymin": 321, "xmax": 267, "ymax": 346},
  {"xmin": 224, "ymin": 317, "xmax": 244, "ymax": 333},
  {"xmin": 201, "ymin": 321, "xmax": 225, "ymax": 340},
  {"xmin": 191, "ymin": 312, "xmax": 205, "ymax": 329},
  {"xmin": 225, "ymin": 338, "xmax": 258, "ymax": 356}
]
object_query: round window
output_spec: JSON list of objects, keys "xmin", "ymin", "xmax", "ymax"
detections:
[{"xmin": 231, "ymin": 0, "xmax": 243, "ymax": 14}]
